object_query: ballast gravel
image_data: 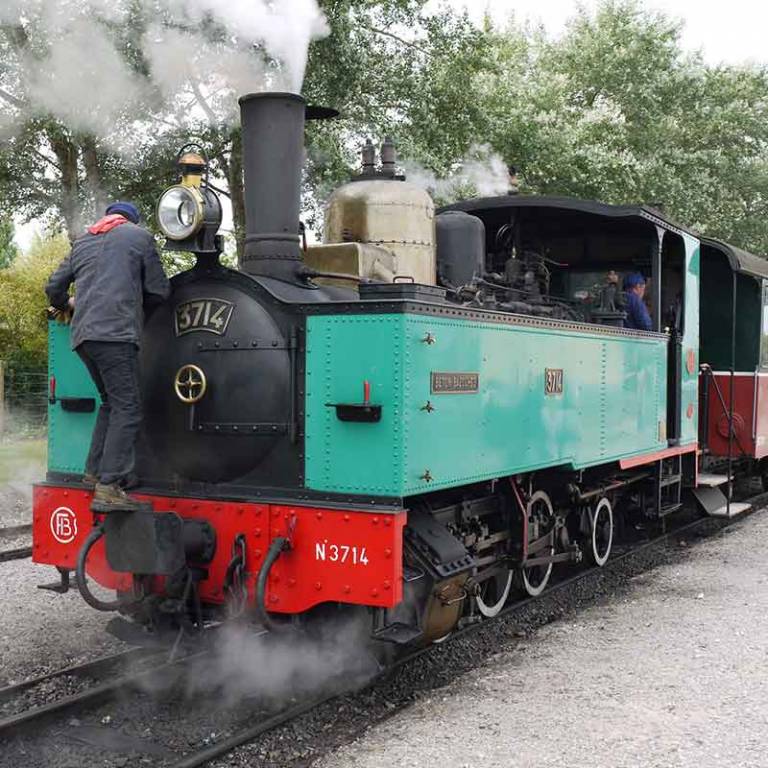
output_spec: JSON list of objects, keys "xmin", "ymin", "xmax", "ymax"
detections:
[
  {"xmin": 310, "ymin": 513, "xmax": 768, "ymax": 768},
  {"xmin": 0, "ymin": 558, "xmax": 124, "ymax": 688},
  {"xmin": 1, "ymin": 504, "xmax": 765, "ymax": 768}
]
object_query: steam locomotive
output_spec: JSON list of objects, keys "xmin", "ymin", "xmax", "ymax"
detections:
[{"xmin": 32, "ymin": 91, "xmax": 768, "ymax": 644}]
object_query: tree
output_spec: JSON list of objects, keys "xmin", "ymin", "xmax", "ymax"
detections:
[
  {"xmin": 0, "ymin": 233, "xmax": 68, "ymax": 367},
  {"xmin": 480, "ymin": 2, "xmax": 768, "ymax": 253},
  {"xmin": 0, "ymin": 1, "xmax": 487, "ymax": 251},
  {"xmin": 0, "ymin": 216, "xmax": 17, "ymax": 268}
]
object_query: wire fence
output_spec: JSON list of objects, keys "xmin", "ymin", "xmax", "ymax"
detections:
[{"xmin": 1, "ymin": 365, "xmax": 48, "ymax": 437}]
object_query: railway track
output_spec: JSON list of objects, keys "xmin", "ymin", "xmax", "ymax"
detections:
[
  {"xmin": 0, "ymin": 496, "xmax": 763, "ymax": 768},
  {"xmin": 0, "ymin": 523, "xmax": 32, "ymax": 563},
  {"xmin": 167, "ymin": 500, "xmax": 761, "ymax": 768}
]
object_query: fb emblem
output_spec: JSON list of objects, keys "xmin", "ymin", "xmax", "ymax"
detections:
[{"xmin": 50, "ymin": 507, "xmax": 78, "ymax": 544}]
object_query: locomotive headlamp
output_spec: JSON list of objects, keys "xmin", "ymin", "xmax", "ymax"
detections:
[
  {"xmin": 157, "ymin": 143, "xmax": 222, "ymax": 254},
  {"xmin": 157, "ymin": 185, "xmax": 205, "ymax": 241}
]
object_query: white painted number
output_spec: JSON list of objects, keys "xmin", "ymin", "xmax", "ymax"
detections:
[{"xmin": 315, "ymin": 541, "xmax": 369, "ymax": 566}]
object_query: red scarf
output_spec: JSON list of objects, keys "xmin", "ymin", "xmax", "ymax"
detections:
[{"xmin": 88, "ymin": 214, "xmax": 128, "ymax": 235}]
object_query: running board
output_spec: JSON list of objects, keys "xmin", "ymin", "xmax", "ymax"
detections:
[{"xmin": 692, "ymin": 486, "xmax": 751, "ymax": 518}]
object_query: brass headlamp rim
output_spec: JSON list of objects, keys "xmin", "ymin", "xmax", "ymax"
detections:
[{"xmin": 157, "ymin": 184, "xmax": 205, "ymax": 240}]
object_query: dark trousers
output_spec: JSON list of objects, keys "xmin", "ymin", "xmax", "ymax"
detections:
[{"xmin": 76, "ymin": 341, "xmax": 141, "ymax": 485}]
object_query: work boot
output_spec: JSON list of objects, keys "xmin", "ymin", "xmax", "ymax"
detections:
[
  {"xmin": 91, "ymin": 483, "xmax": 143, "ymax": 513},
  {"xmin": 82, "ymin": 473, "xmax": 98, "ymax": 489}
]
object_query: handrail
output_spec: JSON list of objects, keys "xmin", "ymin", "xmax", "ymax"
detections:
[{"xmin": 699, "ymin": 364, "xmax": 749, "ymax": 457}]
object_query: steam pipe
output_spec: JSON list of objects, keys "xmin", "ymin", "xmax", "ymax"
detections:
[
  {"xmin": 76, "ymin": 525, "xmax": 123, "ymax": 612},
  {"xmin": 255, "ymin": 536, "xmax": 291, "ymax": 632},
  {"xmin": 238, "ymin": 92, "xmax": 306, "ymax": 281}
]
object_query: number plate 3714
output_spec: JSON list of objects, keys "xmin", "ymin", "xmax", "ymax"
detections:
[
  {"xmin": 175, "ymin": 298, "xmax": 234, "ymax": 337},
  {"xmin": 315, "ymin": 541, "xmax": 369, "ymax": 566}
]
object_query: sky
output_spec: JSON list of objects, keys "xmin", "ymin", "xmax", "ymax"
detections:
[
  {"xmin": 13, "ymin": 0, "xmax": 767, "ymax": 251},
  {"xmin": 441, "ymin": 0, "xmax": 767, "ymax": 66}
]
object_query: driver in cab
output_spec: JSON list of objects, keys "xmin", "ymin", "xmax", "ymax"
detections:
[{"xmin": 623, "ymin": 272, "xmax": 653, "ymax": 331}]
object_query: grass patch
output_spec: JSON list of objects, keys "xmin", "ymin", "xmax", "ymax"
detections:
[{"xmin": 0, "ymin": 437, "xmax": 47, "ymax": 485}]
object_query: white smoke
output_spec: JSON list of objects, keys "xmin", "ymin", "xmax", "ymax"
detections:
[
  {"xmin": 0, "ymin": 0, "xmax": 328, "ymax": 142},
  {"xmin": 403, "ymin": 144, "xmax": 511, "ymax": 202}
]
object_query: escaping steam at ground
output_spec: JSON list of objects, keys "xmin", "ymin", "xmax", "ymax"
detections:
[
  {"xmin": 0, "ymin": 0, "xmax": 328, "ymax": 143},
  {"xmin": 181, "ymin": 611, "xmax": 381, "ymax": 709}
]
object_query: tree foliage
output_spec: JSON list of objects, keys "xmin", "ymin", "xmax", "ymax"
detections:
[
  {"xmin": 0, "ymin": 233, "xmax": 68, "ymax": 367},
  {"xmin": 1, "ymin": 0, "xmax": 768, "ymax": 266},
  {"xmin": 0, "ymin": 217, "xmax": 17, "ymax": 269},
  {"xmin": 481, "ymin": 2, "xmax": 768, "ymax": 252}
]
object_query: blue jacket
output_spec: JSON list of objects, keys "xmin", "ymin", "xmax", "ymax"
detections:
[
  {"xmin": 46, "ymin": 222, "xmax": 170, "ymax": 349},
  {"xmin": 624, "ymin": 291, "xmax": 652, "ymax": 331}
]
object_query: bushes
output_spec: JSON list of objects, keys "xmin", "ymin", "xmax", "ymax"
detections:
[{"xmin": 0, "ymin": 233, "xmax": 69, "ymax": 369}]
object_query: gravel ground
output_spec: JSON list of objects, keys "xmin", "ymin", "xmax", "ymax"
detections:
[
  {"xmin": 313, "ymin": 512, "xmax": 768, "ymax": 768},
  {"xmin": 0, "ymin": 557, "xmax": 125, "ymax": 687},
  {"xmin": 0, "ymin": 504, "xmax": 763, "ymax": 768},
  {"xmin": 0, "ymin": 484, "xmax": 33, "ymax": 528}
]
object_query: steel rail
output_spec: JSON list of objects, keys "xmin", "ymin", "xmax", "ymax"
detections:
[
  {"xmin": 0, "ymin": 646, "xmax": 159, "ymax": 706},
  {"xmin": 0, "ymin": 523, "xmax": 33, "ymax": 562},
  {"xmin": 167, "ymin": 496, "xmax": 766, "ymax": 768},
  {"xmin": 0, "ymin": 523, "xmax": 32, "ymax": 539},
  {"xmin": 0, "ymin": 648, "xmax": 207, "ymax": 740},
  {"xmin": 0, "ymin": 545, "xmax": 32, "ymax": 563}
]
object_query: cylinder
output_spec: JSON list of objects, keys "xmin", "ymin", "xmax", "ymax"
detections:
[
  {"xmin": 238, "ymin": 92, "xmax": 306, "ymax": 279},
  {"xmin": 435, "ymin": 211, "xmax": 486, "ymax": 288}
]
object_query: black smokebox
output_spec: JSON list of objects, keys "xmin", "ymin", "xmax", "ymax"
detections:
[{"xmin": 238, "ymin": 92, "xmax": 306, "ymax": 279}]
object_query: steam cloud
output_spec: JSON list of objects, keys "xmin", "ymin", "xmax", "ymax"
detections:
[
  {"xmin": 180, "ymin": 613, "xmax": 380, "ymax": 709},
  {"xmin": 403, "ymin": 144, "xmax": 511, "ymax": 202},
  {"xmin": 0, "ymin": 0, "xmax": 328, "ymax": 142}
]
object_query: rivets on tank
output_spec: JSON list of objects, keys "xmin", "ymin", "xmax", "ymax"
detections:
[
  {"xmin": 371, "ymin": 587, "xmax": 379, "ymax": 597},
  {"xmin": 254, "ymin": 528, "xmax": 261, "ymax": 537},
  {"xmin": 288, "ymin": 577, "xmax": 296, "ymax": 587},
  {"xmin": 315, "ymin": 581, "xmax": 323, "ymax": 591},
  {"xmin": 316, "ymin": 511, "xmax": 322, "ymax": 520},
  {"xmin": 343, "ymin": 514, "xmax": 350, "ymax": 522},
  {"xmin": 384, "ymin": 548, "xmax": 392, "ymax": 558},
  {"xmin": 232, "ymin": 341, "xmax": 239, "ymax": 348},
  {"xmin": 383, "ymin": 580, "xmax": 391, "ymax": 590},
  {"xmin": 343, "ymin": 585, "xmax": 351, "ymax": 594},
  {"xmin": 269, "ymin": 595, "xmax": 279, "ymax": 603},
  {"xmin": 214, "ymin": 341, "xmax": 220, "ymax": 348},
  {"xmin": 384, "ymin": 518, "xmax": 392, "ymax": 527},
  {"xmin": 372, "ymin": 517, "xmax": 379, "ymax": 525}
]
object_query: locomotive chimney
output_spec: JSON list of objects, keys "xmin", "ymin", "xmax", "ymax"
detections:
[{"xmin": 238, "ymin": 92, "xmax": 306, "ymax": 280}]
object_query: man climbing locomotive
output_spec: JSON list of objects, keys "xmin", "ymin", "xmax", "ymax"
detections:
[{"xmin": 45, "ymin": 201, "xmax": 170, "ymax": 512}]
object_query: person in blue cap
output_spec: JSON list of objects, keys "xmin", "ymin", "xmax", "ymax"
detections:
[
  {"xmin": 46, "ymin": 201, "xmax": 170, "ymax": 511},
  {"xmin": 623, "ymin": 272, "xmax": 653, "ymax": 331}
]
